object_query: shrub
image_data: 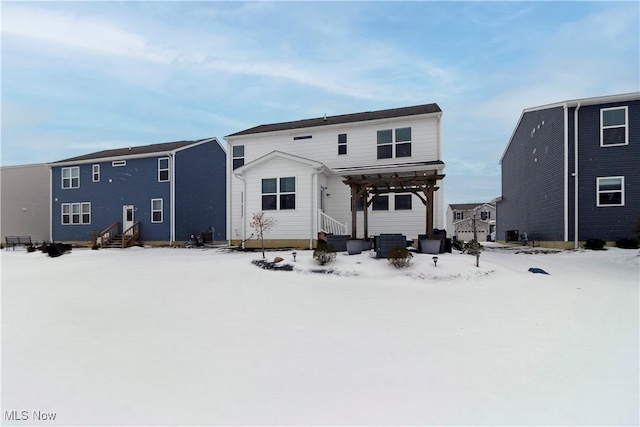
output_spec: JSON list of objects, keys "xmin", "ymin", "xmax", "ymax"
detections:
[
  {"xmin": 451, "ymin": 239, "xmax": 465, "ymax": 252},
  {"xmin": 464, "ymin": 240, "xmax": 483, "ymax": 256},
  {"xmin": 584, "ymin": 238, "xmax": 606, "ymax": 250},
  {"xmin": 616, "ymin": 238, "xmax": 639, "ymax": 249},
  {"xmin": 388, "ymin": 247, "xmax": 413, "ymax": 268},
  {"xmin": 313, "ymin": 244, "xmax": 336, "ymax": 265}
]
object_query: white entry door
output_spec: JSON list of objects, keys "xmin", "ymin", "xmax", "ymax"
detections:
[{"xmin": 123, "ymin": 205, "xmax": 135, "ymax": 231}]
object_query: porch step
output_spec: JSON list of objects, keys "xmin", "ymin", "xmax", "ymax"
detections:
[{"xmin": 102, "ymin": 235, "xmax": 123, "ymax": 248}]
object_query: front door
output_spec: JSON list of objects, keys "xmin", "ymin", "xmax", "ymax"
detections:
[{"xmin": 123, "ymin": 205, "xmax": 135, "ymax": 232}]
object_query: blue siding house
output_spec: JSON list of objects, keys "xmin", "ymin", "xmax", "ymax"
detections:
[
  {"xmin": 49, "ymin": 137, "xmax": 226, "ymax": 247},
  {"xmin": 497, "ymin": 93, "xmax": 640, "ymax": 248}
]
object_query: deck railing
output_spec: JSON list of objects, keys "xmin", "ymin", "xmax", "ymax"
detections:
[
  {"xmin": 318, "ymin": 211, "xmax": 348, "ymax": 236},
  {"xmin": 98, "ymin": 222, "xmax": 119, "ymax": 247},
  {"xmin": 122, "ymin": 221, "xmax": 140, "ymax": 248}
]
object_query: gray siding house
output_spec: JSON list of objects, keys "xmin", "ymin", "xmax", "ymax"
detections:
[
  {"xmin": 497, "ymin": 93, "xmax": 640, "ymax": 248},
  {"xmin": 446, "ymin": 202, "xmax": 496, "ymax": 242}
]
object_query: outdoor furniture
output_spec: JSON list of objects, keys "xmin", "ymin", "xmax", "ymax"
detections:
[
  {"xmin": 326, "ymin": 234, "xmax": 350, "ymax": 252},
  {"xmin": 375, "ymin": 234, "xmax": 406, "ymax": 258},
  {"xmin": 418, "ymin": 229, "xmax": 447, "ymax": 253},
  {"xmin": 4, "ymin": 236, "xmax": 33, "ymax": 251}
]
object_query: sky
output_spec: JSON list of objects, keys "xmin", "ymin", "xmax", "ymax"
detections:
[{"xmin": 1, "ymin": 1, "xmax": 639, "ymax": 207}]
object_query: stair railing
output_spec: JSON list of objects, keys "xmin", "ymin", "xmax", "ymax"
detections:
[
  {"xmin": 318, "ymin": 210, "xmax": 348, "ymax": 235},
  {"xmin": 98, "ymin": 222, "xmax": 119, "ymax": 248},
  {"xmin": 122, "ymin": 221, "xmax": 140, "ymax": 248}
]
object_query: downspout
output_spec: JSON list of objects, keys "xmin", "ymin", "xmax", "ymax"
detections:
[
  {"xmin": 310, "ymin": 166, "xmax": 324, "ymax": 250},
  {"xmin": 573, "ymin": 103, "xmax": 581, "ymax": 249},
  {"xmin": 234, "ymin": 172, "xmax": 247, "ymax": 249},
  {"xmin": 170, "ymin": 153, "xmax": 176, "ymax": 245},
  {"xmin": 563, "ymin": 104, "xmax": 569, "ymax": 242},
  {"xmin": 49, "ymin": 167, "xmax": 53, "ymax": 242}
]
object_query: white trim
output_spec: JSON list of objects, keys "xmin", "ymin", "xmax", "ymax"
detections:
[
  {"xmin": 170, "ymin": 154, "xmax": 176, "ymax": 244},
  {"xmin": 151, "ymin": 198, "xmax": 163, "ymax": 223},
  {"xmin": 61, "ymin": 202, "xmax": 91, "ymax": 225},
  {"xmin": 92, "ymin": 164, "xmax": 100, "ymax": 182},
  {"xmin": 600, "ymin": 106, "xmax": 629, "ymax": 147},
  {"xmin": 235, "ymin": 150, "xmax": 324, "ymax": 175},
  {"xmin": 61, "ymin": 166, "xmax": 80, "ymax": 189},
  {"xmin": 596, "ymin": 176, "xmax": 625, "ymax": 207},
  {"xmin": 112, "ymin": 160, "xmax": 126, "ymax": 167},
  {"xmin": 563, "ymin": 105, "xmax": 569, "ymax": 242},
  {"xmin": 574, "ymin": 103, "xmax": 581, "ymax": 249},
  {"xmin": 158, "ymin": 157, "xmax": 170, "ymax": 182},
  {"xmin": 261, "ymin": 176, "xmax": 297, "ymax": 211}
]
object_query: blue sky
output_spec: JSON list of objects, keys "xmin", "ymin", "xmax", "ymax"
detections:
[{"xmin": 2, "ymin": 1, "xmax": 639, "ymax": 206}]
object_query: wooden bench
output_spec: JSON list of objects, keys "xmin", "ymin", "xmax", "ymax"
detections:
[{"xmin": 5, "ymin": 236, "xmax": 34, "ymax": 250}]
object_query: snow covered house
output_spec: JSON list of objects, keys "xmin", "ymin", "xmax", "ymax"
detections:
[
  {"xmin": 446, "ymin": 202, "xmax": 496, "ymax": 242},
  {"xmin": 49, "ymin": 138, "xmax": 226, "ymax": 247},
  {"xmin": 225, "ymin": 104, "xmax": 446, "ymax": 249},
  {"xmin": 497, "ymin": 92, "xmax": 640, "ymax": 248}
]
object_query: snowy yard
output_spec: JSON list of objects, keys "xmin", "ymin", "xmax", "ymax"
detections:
[{"xmin": 1, "ymin": 244, "xmax": 638, "ymax": 426}]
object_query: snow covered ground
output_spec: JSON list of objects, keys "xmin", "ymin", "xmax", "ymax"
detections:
[{"xmin": 2, "ymin": 243, "xmax": 638, "ymax": 426}]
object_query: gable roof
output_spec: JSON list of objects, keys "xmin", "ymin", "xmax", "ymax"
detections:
[
  {"xmin": 233, "ymin": 151, "xmax": 326, "ymax": 176},
  {"xmin": 449, "ymin": 202, "xmax": 495, "ymax": 211},
  {"xmin": 225, "ymin": 103, "xmax": 442, "ymax": 138},
  {"xmin": 50, "ymin": 137, "xmax": 219, "ymax": 165}
]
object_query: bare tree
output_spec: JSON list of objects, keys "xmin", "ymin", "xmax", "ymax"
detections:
[{"xmin": 250, "ymin": 212, "xmax": 277, "ymax": 258}]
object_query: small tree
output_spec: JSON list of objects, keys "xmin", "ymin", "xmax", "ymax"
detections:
[{"xmin": 250, "ymin": 212, "xmax": 276, "ymax": 258}]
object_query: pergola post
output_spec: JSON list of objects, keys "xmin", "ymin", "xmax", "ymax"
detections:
[
  {"xmin": 350, "ymin": 183, "xmax": 358, "ymax": 238},
  {"xmin": 363, "ymin": 194, "xmax": 369, "ymax": 240}
]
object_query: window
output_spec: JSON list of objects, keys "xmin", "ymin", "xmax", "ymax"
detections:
[
  {"xmin": 454, "ymin": 211, "xmax": 463, "ymax": 220},
  {"xmin": 61, "ymin": 202, "xmax": 91, "ymax": 225},
  {"xmin": 372, "ymin": 195, "xmax": 389, "ymax": 211},
  {"xmin": 601, "ymin": 107, "xmax": 628, "ymax": 147},
  {"xmin": 395, "ymin": 127, "xmax": 412, "ymax": 158},
  {"xmin": 92, "ymin": 165, "xmax": 100, "ymax": 182},
  {"xmin": 395, "ymin": 194, "xmax": 412, "ymax": 210},
  {"xmin": 112, "ymin": 160, "xmax": 126, "ymax": 167},
  {"xmin": 377, "ymin": 129, "xmax": 393, "ymax": 159},
  {"xmin": 597, "ymin": 176, "xmax": 624, "ymax": 206},
  {"xmin": 338, "ymin": 133, "xmax": 347, "ymax": 155},
  {"xmin": 377, "ymin": 127, "xmax": 412, "ymax": 159},
  {"xmin": 480, "ymin": 211, "xmax": 490, "ymax": 220},
  {"xmin": 62, "ymin": 167, "xmax": 80, "ymax": 189},
  {"xmin": 262, "ymin": 177, "xmax": 296, "ymax": 210},
  {"xmin": 158, "ymin": 158, "xmax": 170, "ymax": 182},
  {"xmin": 151, "ymin": 199, "xmax": 163, "ymax": 223},
  {"xmin": 293, "ymin": 135, "xmax": 312, "ymax": 140},
  {"xmin": 232, "ymin": 145, "xmax": 245, "ymax": 170}
]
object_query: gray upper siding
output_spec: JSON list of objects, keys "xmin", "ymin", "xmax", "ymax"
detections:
[{"xmin": 497, "ymin": 106, "xmax": 566, "ymax": 241}]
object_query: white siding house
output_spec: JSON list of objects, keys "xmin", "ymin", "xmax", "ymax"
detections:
[
  {"xmin": 225, "ymin": 104, "xmax": 446, "ymax": 248},
  {"xmin": 446, "ymin": 202, "xmax": 496, "ymax": 242}
]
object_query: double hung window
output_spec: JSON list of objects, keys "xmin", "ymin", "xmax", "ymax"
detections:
[
  {"xmin": 377, "ymin": 127, "xmax": 412, "ymax": 159},
  {"xmin": 62, "ymin": 202, "xmax": 91, "ymax": 224},
  {"xmin": 158, "ymin": 158, "xmax": 170, "ymax": 182},
  {"xmin": 597, "ymin": 176, "xmax": 624, "ymax": 206},
  {"xmin": 262, "ymin": 177, "xmax": 296, "ymax": 210},
  {"xmin": 92, "ymin": 165, "xmax": 100, "ymax": 182},
  {"xmin": 62, "ymin": 167, "xmax": 80, "ymax": 189},
  {"xmin": 601, "ymin": 107, "xmax": 628, "ymax": 147},
  {"xmin": 151, "ymin": 199, "xmax": 163, "ymax": 222},
  {"xmin": 395, "ymin": 194, "xmax": 412, "ymax": 210},
  {"xmin": 232, "ymin": 145, "xmax": 245, "ymax": 169},
  {"xmin": 338, "ymin": 134, "xmax": 347, "ymax": 155}
]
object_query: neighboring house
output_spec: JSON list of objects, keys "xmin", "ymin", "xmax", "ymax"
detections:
[
  {"xmin": 225, "ymin": 104, "xmax": 446, "ymax": 249},
  {"xmin": 1, "ymin": 163, "xmax": 50, "ymax": 244},
  {"xmin": 497, "ymin": 92, "xmax": 640, "ymax": 248},
  {"xmin": 446, "ymin": 202, "xmax": 496, "ymax": 242},
  {"xmin": 48, "ymin": 137, "xmax": 226, "ymax": 247}
]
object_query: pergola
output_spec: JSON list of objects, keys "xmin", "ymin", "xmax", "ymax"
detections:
[{"xmin": 342, "ymin": 166, "xmax": 445, "ymax": 240}]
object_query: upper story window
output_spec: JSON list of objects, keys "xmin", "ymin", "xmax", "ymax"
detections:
[
  {"xmin": 92, "ymin": 165, "xmax": 100, "ymax": 182},
  {"xmin": 158, "ymin": 158, "xmax": 170, "ymax": 182},
  {"xmin": 480, "ymin": 210, "xmax": 491, "ymax": 220},
  {"xmin": 338, "ymin": 133, "xmax": 347, "ymax": 155},
  {"xmin": 597, "ymin": 176, "xmax": 624, "ymax": 206},
  {"xmin": 112, "ymin": 160, "xmax": 126, "ymax": 167},
  {"xmin": 395, "ymin": 194, "xmax": 412, "ymax": 210},
  {"xmin": 262, "ymin": 177, "xmax": 296, "ymax": 210},
  {"xmin": 454, "ymin": 211, "xmax": 463, "ymax": 220},
  {"xmin": 62, "ymin": 202, "xmax": 91, "ymax": 225},
  {"xmin": 377, "ymin": 127, "xmax": 412, "ymax": 159},
  {"xmin": 232, "ymin": 145, "xmax": 245, "ymax": 170},
  {"xmin": 62, "ymin": 166, "xmax": 80, "ymax": 189},
  {"xmin": 293, "ymin": 135, "xmax": 312, "ymax": 141},
  {"xmin": 601, "ymin": 106, "xmax": 628, "ymax": 147},
  {"xmin": 372, "ymin": 195, "xmax": 389, "ymax": 211}
]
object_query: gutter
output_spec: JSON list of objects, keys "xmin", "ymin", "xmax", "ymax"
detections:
[
  {"xmin": 563, "ymin": 104, "xmax": 569, "ymax": 242},
  {"xmin": 170, "ymin": 153, "xmax": 176, "ymax": 245},
  {"xmin": 573, "ymin": 103, "xmax": 581, "ymax": 249},
  {"xmin": 233, "ymin": 171, "xmax": 247, "ymax": 249}
]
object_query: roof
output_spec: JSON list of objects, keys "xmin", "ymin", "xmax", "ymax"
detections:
[
  {"xmin": 51, "ymin": 137, "xmax": 218, "ymax": 164},
  {"xmin": 225, "ymin": 103, "xmax": 442, "ymax": 138},
  {"xmin": 449, "ymin": 202, "xmax": 495, "ymax": 211}
]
